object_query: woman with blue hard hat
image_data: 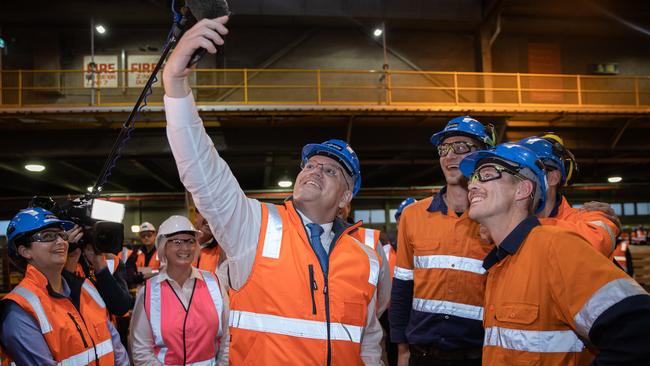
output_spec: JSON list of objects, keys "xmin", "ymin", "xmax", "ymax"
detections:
[
  {"xmin": 460, "ymin": 143, "xmax": 650, "ymax": 366},
  {"xmin": 1, "ymin": 207, "xmax": 129, "ymax": 366}
]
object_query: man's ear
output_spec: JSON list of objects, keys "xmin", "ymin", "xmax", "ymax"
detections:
[
  {"xmin": 339, "ymin": 190, "xmax": 353, "ymax": 208},
  {"xmin": 515, "ymin": 180, "xmax": 535, "ymax": 202},
  {"xmin": 547, "ymin": 169, "xmax": 562, "ymax": 187}
]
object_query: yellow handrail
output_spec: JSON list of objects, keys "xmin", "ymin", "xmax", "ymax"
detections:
[{"xmin": 0, "ymin": 68, "xmax": 648, "ymax": 109}]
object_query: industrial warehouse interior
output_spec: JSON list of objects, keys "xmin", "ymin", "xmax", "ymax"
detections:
[{"xmin": 1, "ymin": 1, "xmax": 650, "ymax": 365}]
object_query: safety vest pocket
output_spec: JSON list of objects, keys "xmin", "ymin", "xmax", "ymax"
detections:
[
  {"xmin": 495, "ymin": 303, "xmax": 539, "ymax": 325},
  {"xmin": 340, "ymin": 300, "xmax": 366, "ymax": 326}
]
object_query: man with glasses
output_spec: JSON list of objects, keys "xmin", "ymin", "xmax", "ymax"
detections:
[
  {"xmin": 125, "ymin": 222, "xmax": 160, "ymax": 288},
  {"xmin": 162, "ymin": 16, "xmax": 384, "ymax": 364},
  {"xmin": 460, "ymin": 143, "xmax": 650, "ymax": 365},
  {"xmin": 390, "ymin": 116, "xmax": 496, "ymax": 365}
]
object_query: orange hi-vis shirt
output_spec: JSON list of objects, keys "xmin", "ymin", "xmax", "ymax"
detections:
[
  {"xmin": 390, "ymin": 190, "xmax": 493, "ymax": 349},
  {"xmin": 383, "ymin": 244, "xmax": 397, "ymax": 281},
  {"xmin": 135, "ymin": 247, "xmax": 160, "ymax": 269},
  {"xmin": 541, "ymin": 196, "xmax": 619, "ymax": 257},
  {"xmin": 228, "ymin": 201, "xmax": 380, "ymax": 365},
  {"xmin": 194, "ymin": 242, "xmax": 222, "ymax": 273},
  {"xmin": 349, "ymin": 226, "xmax": 391, "ymax": 314},
  {"xmin": 482, "ymin": 217, "xmax": 648, "ymax": 365},
  {"xmin": 3, "ymin": 265, "xmax": 116, "ymax": 365}
]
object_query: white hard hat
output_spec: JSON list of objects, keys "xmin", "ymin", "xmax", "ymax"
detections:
[
  {"xmin": 139, "ymin": 222, "xmax": 156, "ymax": 232},
  {"xmin": 155, "ymin": 215, "xmax": 200, "ymax": 267}
]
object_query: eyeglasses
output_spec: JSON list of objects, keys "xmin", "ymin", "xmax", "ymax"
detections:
[
  {"xmin": 469, "ymin": 164, "xmax": 527, "ymax": 184},
  {"xmin": 300, "ymin": 161, "xmax": 351, "ymax": 190},
  {"xmin": 437, "ymin": 141, "xmax": 479, "ymax": 157},
  {"xmin": 139, "ymin": 232, "xmax": 154, "ymax": 238},
  {"xmin": 30, "ymin": 230, "xmax": 68, "ymax": 243},
  {"xmin": 166, "ymin": 238, "xmax": 197, "ymax": 248}
]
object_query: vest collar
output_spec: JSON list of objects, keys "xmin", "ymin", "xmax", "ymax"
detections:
[
  {"xmin": 24, "ymin": 264, "xmax": 71, "ymax": 298},
  {"xmin": 482, "ymin": 216, "xmax": 540, "ymax": 270}
]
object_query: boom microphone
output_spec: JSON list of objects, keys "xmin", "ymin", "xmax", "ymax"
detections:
[{"xmin": 185, "ymin": 0, "xmax": 231, "ymax": 67}]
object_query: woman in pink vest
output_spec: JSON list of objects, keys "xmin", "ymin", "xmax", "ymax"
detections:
[{"xmin": 130, "ymin": 215, "xmax": 229, "ymax": 365}]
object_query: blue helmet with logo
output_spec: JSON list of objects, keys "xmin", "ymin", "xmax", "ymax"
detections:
[
  {"xmin": 459, "ymin": 143, "xmax": 548, "ymax": 214},
  {"xmin": 395, "ymin": 197, "xmax": 417, "ymax": 220},
  {"xmin": 430, "ymin": 116, "xmax": 496, "ymax": 148},
  {"xmin": 301, "ymin": 139, "xmax": 362, "ymax": 197},
  {"xmin": 6, "ymin": 207, "xmax": 74, "ymax": 257}
]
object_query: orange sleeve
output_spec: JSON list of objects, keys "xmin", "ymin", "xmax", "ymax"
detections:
[
  {"xmin": 395, "ymin": 209, "xmax": 414, "ymax": 273},
  {"xmin": 542, "ymin": 209, "xmax": 618, "ymax": 257}
]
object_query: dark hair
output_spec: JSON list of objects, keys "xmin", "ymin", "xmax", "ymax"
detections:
[{"xmin": 9, "ymin": 236, "xmax": 32, "ymax": 272}]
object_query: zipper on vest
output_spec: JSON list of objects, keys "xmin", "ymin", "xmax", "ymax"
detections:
[
  {"xmin": 308, "ymin": 264, "xmax": 317, "ymax": 315},
  {"xmin": 67, "ymin": 313, "xmax": 90, "ymax": 348}
]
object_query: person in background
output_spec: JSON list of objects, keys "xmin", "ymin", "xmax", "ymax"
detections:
[
  {"xmin": 193, "ymin": 208, "xmax": 223, "ymax": 273},
  {"xmin": 130, "ymin": 215, "xmax": 228, "ymax": 365},
  {"xmin": 1, "ymin": 207, "xmax": 128, "ymax": 366},
  {"xmin": 461, "ymin": 142, "xmax": 650, "ymax": 365},
  {"xmin": 126, "ymin": 221, "xmax": 160, "ymax": 288}
]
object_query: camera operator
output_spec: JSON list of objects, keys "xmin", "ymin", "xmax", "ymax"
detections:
[
  {"xmin": 62, "ymin": 225, "xmax": 134, "ymax": 317},
  {"xmin": 125, "ymin": 222, "xmax": 161, "ymax": 288}
]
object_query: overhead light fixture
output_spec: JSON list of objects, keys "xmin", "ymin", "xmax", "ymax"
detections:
[
  {"xmin": 87, "ymin": 186, "xmax": 94, "ymax": 192},
  {"xmin": 95, "ymin": 25, "xmax": 106, "ymax": 34},
  {"xmin": 608, "ymin": 176, "xmax": 622, "ymax": 183},
  {"xmin": 131, "ymin": 225, "xmax": 141, "ymax": 233},
  {"xmin": 25, "ymin": 164, "xmax": 45, "ymax": 172},
  {"xmin": 373, "ymin": 28, "xmax": 383, "ymax": 37},
  {"xmin": 278, "ymin": 180, "xmax": 293, "ymax": 188}
]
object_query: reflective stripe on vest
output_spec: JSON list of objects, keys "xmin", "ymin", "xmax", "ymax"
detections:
[
  {"xmin": 589, "ymin": 220, "xmax": 617, "ymax": 253},
  {"xmin": 82, "ymin": 282, "xmax": 106, "ymax": 309},
  {"xmin": 394, "ymin": 267, "xmax": 413, "ymax": 281},
  {"xmin": 149, "ymin": 278, "xmax": 167, "ymax": 364},
  {"xmin": 120, "ymin": 247, "xmax": 129, "ymax": 263},
  {"xmin": 105, "ymin": 259, "xmax": 116, "ymax": 275},
  {"xmin": 184, "ymin": 359, "xmax": 217, "ymax": 366},
  {"xmin": 364, "ymin": 229, "xmax": 376, "ymax": 249},
  {"xmin": 261, "ymin": 203, "xmax": 283, "ymax": 259},
  {"xmin": 229, "ymin": 310, "xmax": 362, "ymax": 343},
  {"xmin": 57, "ymin": 338, "xmax": 113, "ymax": 366},
  {"xmin": 414, "ymin": 255, "xmax": 486, "ymax": 275},
  {"xmin": 202, "ymin": 270, "xmax": 224, "ymax": 338},
  {"xmin": 573, "ymin": 278, "xmax": 647, "ymax": 338},
  {"xmin": 484, "ymin": 326, "xmax": 584, "ymax": 353},
  {"xmin": 383, "ymin": 244, "xmax": 391, "ymax": 264},
  {"xmin": 412, "ymin": 298, "xmax": 484, "ymax": 321},
  {"xmin": 12, "ymin": 287, "xmax": 53, "ymax": 333}
]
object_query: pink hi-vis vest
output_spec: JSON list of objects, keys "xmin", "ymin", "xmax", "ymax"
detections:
[{"xmin": 144, "ymin": 270, "xmax": 223, "ymax": 365}]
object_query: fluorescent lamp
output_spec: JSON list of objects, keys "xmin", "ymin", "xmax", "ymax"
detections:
[
  {"xmin": 25, "ymin": 164, "xmax": 45, "ymax": 172},
  {"xmin": 278, "ymin": 180, "xmax": 293, "ymax": 188},
  {"xmin": 608, "ymin": 176, "xmax": 622, "ymax": 183},
  {"xmin": 373, "ymin": 28, "xmax": 383, "ymax": 37},
  {"xmin": 95, "ymin": 25, "xmax": 106, "ymax": 34},
  {"xmin": 131, "ymin": 225, "xmax": 141, "ymax": 233}
]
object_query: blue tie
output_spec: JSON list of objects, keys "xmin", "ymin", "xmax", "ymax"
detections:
[{"xmin": 307, "ymin": 223, "xmax": 329, "ymax": 274}]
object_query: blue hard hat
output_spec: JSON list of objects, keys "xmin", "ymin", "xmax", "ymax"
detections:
[
  {"xmin": 6, "ymin": 207, "xmax": 74, "ymax": 257},
  {"xmin": 301, "ymin": 139, "xmax": 362, "ymax": 197},
  {"xmin": 395, "ymin": 197, "xmax": 417, "ymax": 220},
  {"xmin": 459, "ymin": 143, "xmax": 548, "ymax": 214},
  {"xmin": 430, "ymin": 116, "xmax": 496, "ymax": 147}
]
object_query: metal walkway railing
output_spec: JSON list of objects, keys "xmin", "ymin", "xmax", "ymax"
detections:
[{"xmin": 1, "ymin": 68, "xmax": 649, "ymax": 111}]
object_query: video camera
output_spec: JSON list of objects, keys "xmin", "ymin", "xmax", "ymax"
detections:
[{"xmin": 29, "ymin": 196, "xmax": 125, "ymax": 255}]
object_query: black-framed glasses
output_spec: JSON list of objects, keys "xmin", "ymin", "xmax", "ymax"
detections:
[
  {"xmin": 469, "ymin": 164, "xmax": 527, "ymax": 184},
  {"xmin": 300, "ymin": 161, "xmax": 351, "ymax": 190},
  {"xmin": 166, "ymin": 238, "xmax": 197, "ymax": 248},
  {"xmin": 437, "ymin": 141, "xmax": 479, "ymax": 157},
  {"xmin": 30, "ymin": 230, "xmax": 68, "ymax": 243}
]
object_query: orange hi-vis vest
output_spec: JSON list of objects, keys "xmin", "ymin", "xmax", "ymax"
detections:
[
  {"xmin": 3, "ymin": 265, "xmax": 115, "ymax": 366},
  {"xmin": 144, "ymin": 270, "xmax": 224, "ymax": 365},
  {"xmin": 117, "ymin": 247, "xmax": 131, "ymax": 263},
  {"xmin": 194, "ymin": 244, "xmax": 221, "ymax": 273},
  {"xmin": 540, "ymin": 196, "xmax": 619, "ymax": 257},
  {"xmin": 229, "ymin": 201, "xmax": 379, "ymax": 365},
  {"xmin": 0, "ymin": 345, "xmax": 13, "ymax": 366},
  {"xmin": 483, "ymin": 221, "xmax": 646, "ymax": 365},
  {"xmin": 135, "ymin": 247, "xmax": 160, "ymax": 269}
]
